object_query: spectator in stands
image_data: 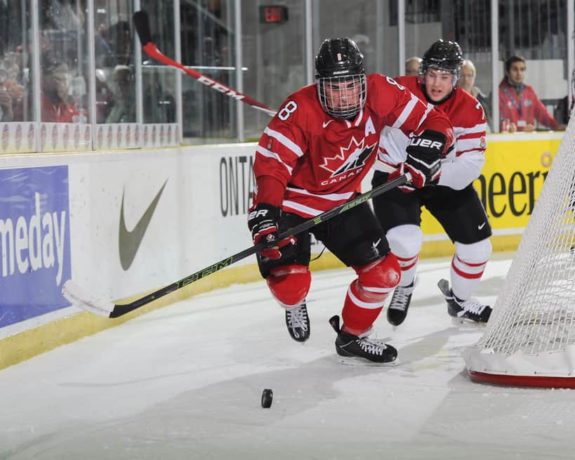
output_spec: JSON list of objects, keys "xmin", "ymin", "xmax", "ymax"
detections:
[
  {"xmin": 405, "ymin": 56, "xmax": 422, "ymax": 76},
  {"xmin": 499, "ymin": 55, "xmax": 560, "ymax": 132},
  {"xmin": 0, "ymin": 63, "xmax": 13, "ymax": 121},
  {"xmin": 43, "ymin": 0, "xmax": 84, "ymax": 30},
  {"xmin": 98, "ymin": 20, "xmax": 132, "ymax": 68},
  {"xmin": 458, "ymin": 59, "xmax": 491, "ymax": 131},
  {"xmin": 105, "ymin": 65, "xmax": 135, "ymax": 123},
  {"xmin": 1, "ymin": 49, "xmax": 28, "ymax": 121},
  {"xmin": 41, "ymin": 57, "xmax": 78, "ymax": 122}
]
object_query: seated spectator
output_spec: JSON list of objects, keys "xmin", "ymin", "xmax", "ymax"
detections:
[
  {"xmin": 105, "ymin": 65, "xmax": 135, "ymax": 123},
  {"xmin": 458, "ymin": 59, "xmax": 492, "ymax": 130},
  {"xmin": 41, "ymin": 58, "xmax": 78, "ymax": 122},
  {"xmin": 499, "ymin": 55, "xmax": 560, "ymax": 132},
  {"xmin": 0, "ymin": 63, "xmax": 14, "ymax": 121},
  {"xmin": 405, "ymin": 56, "xmax": 422, "ymax": 76}
]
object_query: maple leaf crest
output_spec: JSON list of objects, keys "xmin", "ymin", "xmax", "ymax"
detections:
[
  {"xmin": 320, "ymin": 137, "xmax": 365, "ymax": 175},
  {"xmin": 320, "ymin": 136, "xmax": 375, "ymax": 177}
]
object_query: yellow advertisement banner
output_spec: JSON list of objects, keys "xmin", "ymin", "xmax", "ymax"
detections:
[{"xmin": 420, "ymin": 133, "xmax": 562, "ymax": 255}]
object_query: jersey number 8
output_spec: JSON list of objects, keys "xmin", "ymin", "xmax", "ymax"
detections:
[{"xmin": 278, "ymin": 101, "xmax": 298, "ymax": 121}]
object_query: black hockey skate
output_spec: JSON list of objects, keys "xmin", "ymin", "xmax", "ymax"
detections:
[
  {"xmin": 329, "ymin": 315, "xmax": 397, "ymax": 363},
  {"xmin": 387, "ymin": 282, "xmax": 415, "ymax": 326},
  {"xmin": 437, "ymin": 279, "xmax": 491, "ymax": 324},
  {"xmin": 285, "ymin": 303, "xmax": 310, "ymax": 342}
]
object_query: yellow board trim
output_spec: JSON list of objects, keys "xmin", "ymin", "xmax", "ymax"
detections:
[{"xmin": 0, "ymin": 263, "xmax": 263, "ymax": 371}]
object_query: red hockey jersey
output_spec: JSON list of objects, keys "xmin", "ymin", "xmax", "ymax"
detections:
[
  {"xmin": 499, "ymin": 79, "xmax": 559, "ymax": 131},
  {"xmin": 253, "ymin": 73, "xmax": 453, "ymax": 218},
  {"xmin": 377, "ymin": 76, "xmax": 487, "ymax": 191}
]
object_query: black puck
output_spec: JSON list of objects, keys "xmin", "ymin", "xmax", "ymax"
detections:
[{"xmin": 261, "ymin": 389, "xmax": 273, "ymax": 408}]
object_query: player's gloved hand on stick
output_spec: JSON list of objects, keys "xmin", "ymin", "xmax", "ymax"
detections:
[
  {"xmin": 248, "ymin": 203, "xmax": 296, "ymax": 260},
  {"xmin": 404, "ymin": 130, "xmax": 445, "ymax": 189},
  {"xmin": 383, "ymin": 164, "xmax": 416, "ymax": 193}
]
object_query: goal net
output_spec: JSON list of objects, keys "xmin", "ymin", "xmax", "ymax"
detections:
[{"xmin": 464, "ymin": 117, "xmax": 575, "ymax": 388}]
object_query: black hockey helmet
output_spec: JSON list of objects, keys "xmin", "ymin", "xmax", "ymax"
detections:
[
  {"xmin": 315, "ymin": 38, "xmax": 367, "ymax": 119},
  {"xmin": 315, "ymin": 38, "xmax": 365, "ymax": 79},
  {"xmin": 421, "ymin": 39, "xmax": 464, "ymax": 79}
]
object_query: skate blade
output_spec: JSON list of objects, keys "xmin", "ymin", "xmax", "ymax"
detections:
[
  {"xmin": 450, "ymin": 316, "xmax": 488, "ymax": 327},
  {"xmin": 335, "ymin": 355, "xmax": 400, "ymax": 367}
]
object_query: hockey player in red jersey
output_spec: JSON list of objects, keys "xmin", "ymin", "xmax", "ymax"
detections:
[
  {"xmin": 248, "ymin": 37, "xmax": 453, "ymax": 364},
  {"xmin": 372, "ymin": 40, "xmax": 492, "ymax": 327}
]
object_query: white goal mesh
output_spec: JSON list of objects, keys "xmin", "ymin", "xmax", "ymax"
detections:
[{"xmin": 464, "ymin": 118, "xmax": 575, "ymax": 388}]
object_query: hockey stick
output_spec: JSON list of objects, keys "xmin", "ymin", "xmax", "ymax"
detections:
[
  {"xmin": 63, "ymin": 173, "xmax": 409, "ymax": 319},
  {"xmin": 132, "ymin": 10, "xmax": 277, "ymax": 117}
]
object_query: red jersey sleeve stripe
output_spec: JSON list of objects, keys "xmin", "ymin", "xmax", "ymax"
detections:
[
  {"xmin": 414, "ymin": 102, "xmax": 435, "ymax": 131},
  {"xmin": 256, "ymin": 145, "xmax": 293, "ymax": 175},
  {"xmin": 456, "ymin": 138, "xmax": 485, "ymax": 152},
  {"xmin": 263, "ymin": 127, "xmax": 304, "ymax": 157},
  {"xmin": 455, "ymin": 149, "xmax": 485, "ymax": 157},
  {"xmin": 454, "ymin": 123, "xmax": 487, "ymax": 136},
  {"xmin": 392, "ymin": 93, "xmax": 420, "ymax": 129}
]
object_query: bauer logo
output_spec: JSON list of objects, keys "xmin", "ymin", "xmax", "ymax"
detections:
[
  {"xmin": 409, "ymin": 137, "xmax": 443, "ymax": 150},
  {"xmin": 0, "ymin": 166, "xmax": 71, "ymax": 328}
]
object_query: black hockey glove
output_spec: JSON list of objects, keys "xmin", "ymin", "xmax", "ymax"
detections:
[
  {"xmin": 248, "ymin": 203, "xmax": 296, "ymax": 260},
  {"xmin": 404, "ymin": 130, "xmax": 445, "ymax": 188}
]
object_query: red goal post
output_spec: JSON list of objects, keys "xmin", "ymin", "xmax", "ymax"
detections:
[{"xmin": 464, "ymin": 116, "xmax": 575, "ymax": 388}]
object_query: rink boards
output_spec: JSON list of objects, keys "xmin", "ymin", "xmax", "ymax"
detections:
[{"xmin": 0, "ymin": 131, "xmax": 564, "ymax": 368}]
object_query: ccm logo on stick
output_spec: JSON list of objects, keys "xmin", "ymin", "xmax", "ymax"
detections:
[
  {"xmin": 410, "ymin": 138, "xmax": 443, "ymax": 150},
  {"xmin": 197, "ymin": 76, "xmax": 245, "ymax": 101}
]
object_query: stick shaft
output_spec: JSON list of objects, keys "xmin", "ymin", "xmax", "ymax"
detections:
[{"xmin": 109, "ymin": 174, "xmax": 408, "ymax": 318}]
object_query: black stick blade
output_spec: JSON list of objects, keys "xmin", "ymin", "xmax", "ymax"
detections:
[{"xmin": 133, "ymin": 10, "xmax": 152, "ymax": 46}]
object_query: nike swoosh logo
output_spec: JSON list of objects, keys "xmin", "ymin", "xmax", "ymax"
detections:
[
  {"xmin": 372, "ymin": 238, "xmax": 382, "ymax": 250},
  {"xmin": 322, "ymin": 120, "xmax": 334, "ymax": 128},
  {"xmin": 478, "ymin": 222, "xmax": 486, "ymax": 230},
  {"xmin": 119, "ymin": 180, "xmax": 168, "ymax": 270}
]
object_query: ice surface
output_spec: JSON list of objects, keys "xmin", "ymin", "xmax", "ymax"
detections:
[{"xmin": 1, "ymin": 255, "xmax": 575, "ymax": 459}]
